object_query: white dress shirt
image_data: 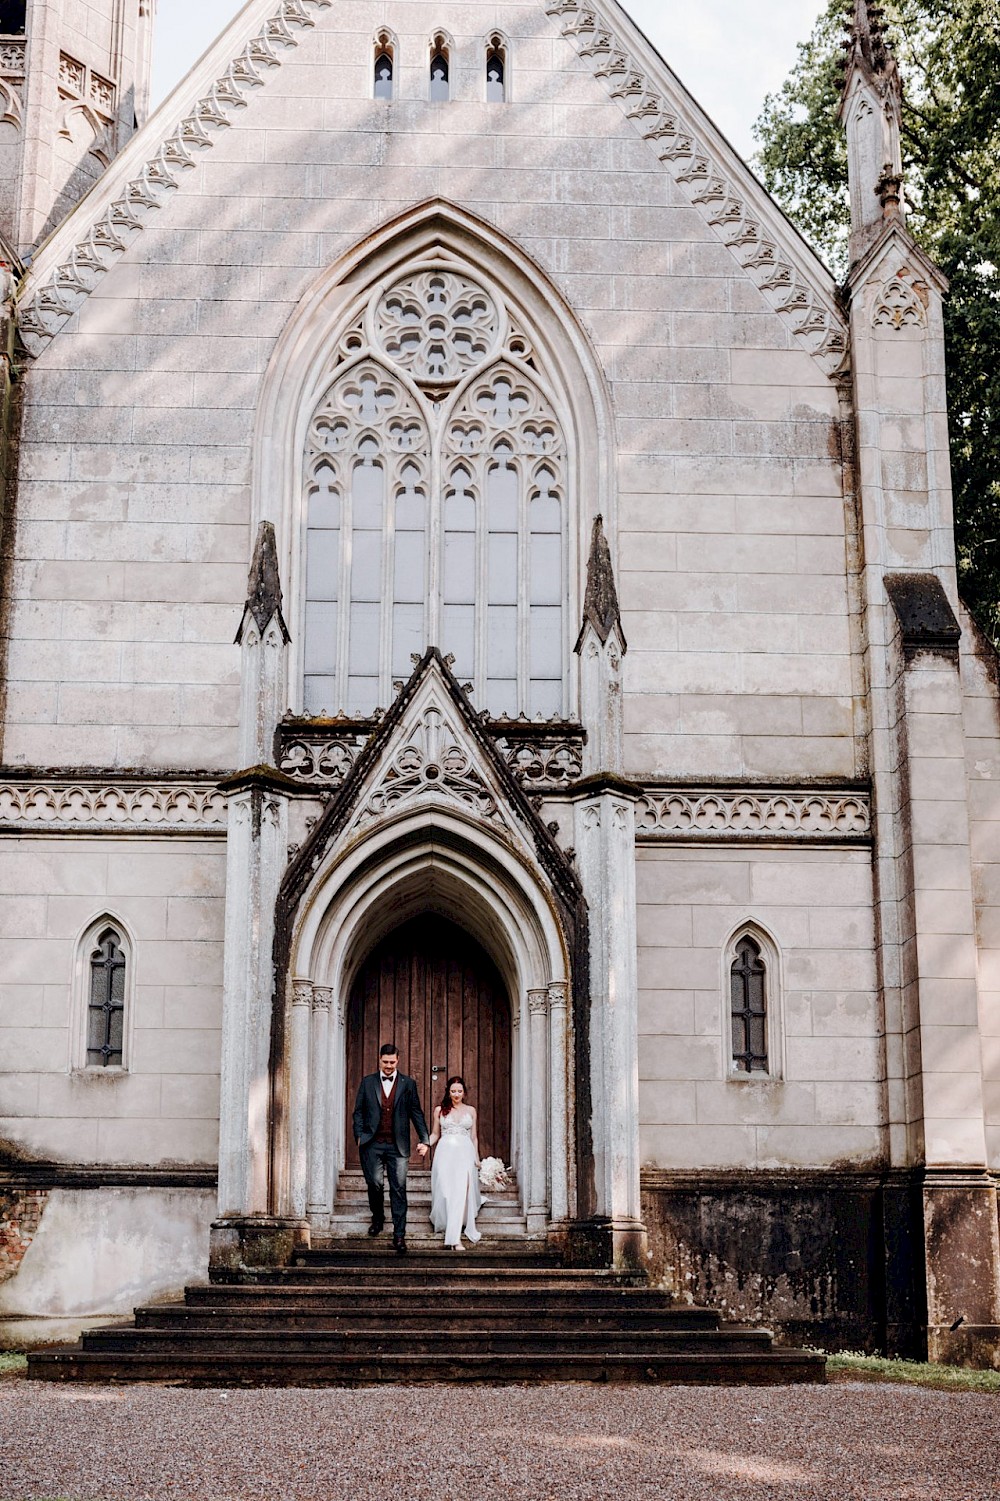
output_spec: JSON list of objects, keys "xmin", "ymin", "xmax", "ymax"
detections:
[{"xmin": 380, "ymin": 1071, "xmax": 397, "ymax": 1096}]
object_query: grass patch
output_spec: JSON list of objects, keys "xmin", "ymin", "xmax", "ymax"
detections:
[
  {"xmin": 0, "ymin": 1351, "xmax": 27, "ymax": 1376},
  {"xmin": 827, "ymin": 1352, "xmax": 1000, "ymax": 1393}
]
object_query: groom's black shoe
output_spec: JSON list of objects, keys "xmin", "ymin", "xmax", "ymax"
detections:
[
  {"xmin": 393, "ymin": 1234, "xmax": 407, "ymax": 1255},
  {"xmin": 368, "ymin": 1218, "xmax": 384, "ymax": 1237}
]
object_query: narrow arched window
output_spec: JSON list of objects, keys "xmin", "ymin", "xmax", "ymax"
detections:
[
  {"xmin": 0, "ymin": 4, "xmax": 26, "ymax": 35},
  {"xmin": 731, "ymin": 936, "xmax": 768, "ymax": 1074},
  {"xmin": 486, "ymin": 39, "xmax": 506, "ymax": 102},
  {"xmin": 430, "ymin": 44, "xmax": 450, "ymax": 102},
  {"xmin": 374, "ymin": 51, "xmax": 393, "ymax": 100},
  {"xmin": 87, "ymin": 927, "xmax": 126, "ymax": 1067}
]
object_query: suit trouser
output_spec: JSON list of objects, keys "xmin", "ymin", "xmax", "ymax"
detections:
[{"xmin": 359, "ymin": 1140, "xmax": 409, "ymax": 1235}]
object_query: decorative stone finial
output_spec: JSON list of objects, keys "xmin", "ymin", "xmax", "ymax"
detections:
[
  {"xmin": 839, "ymin": 0, "xmax": 905, "ymax": 248},
  {"xmin": 844, "ymin": 0, "xmax": 896, "ymax": 81},
  {"xmin": 576, "ymin": 514, "xmax": 626, "ymax": 654},
  {"xmin": 237, "ymin": 521, "xmax": 290, "ymax": 645}
]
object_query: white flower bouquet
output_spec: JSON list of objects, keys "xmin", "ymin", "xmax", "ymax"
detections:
[{"xmin": 478, "ymin": 1156, "xmax": 511, "ymax": 1192}]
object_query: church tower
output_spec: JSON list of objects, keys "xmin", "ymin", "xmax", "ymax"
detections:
[{"xmin": 0, "ymin": 0, "xmax": 154, "ymax": 258}]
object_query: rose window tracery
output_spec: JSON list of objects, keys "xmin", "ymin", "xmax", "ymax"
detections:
[{"xmin": 303, "ymin": 262, "xmax": 568, "ymax": 719}]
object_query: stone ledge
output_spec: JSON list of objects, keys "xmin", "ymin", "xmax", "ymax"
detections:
[
  {"xmin": 0, "ymin": 779, "xmax": 228, "ymax": 833},
  {"xmin": 0, "ymin": 1164, "xmax": 218, "ymax": 1189},
  {"xmin": 635, "ymin": 786, "xmax": 872, "ymax": 843}
]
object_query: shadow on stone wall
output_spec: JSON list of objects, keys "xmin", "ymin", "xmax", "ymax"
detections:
[{"xmin": 642, "ymin": 1169, "xmax": 928, "ymax": 1357}]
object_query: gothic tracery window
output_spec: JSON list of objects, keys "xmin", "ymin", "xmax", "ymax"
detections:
[
  {"xmin": 87, "ymin": 927, "xmax": 126, "ymax": 1067},
  {"xmin": 487, "ymin": 37, "xmax": 507, "ymax": 102},
  {"xmin": 303, "ymin": 264, "xmax": 568, "ymax": 718},
  {"xmin": 374, "ymin": 52, "xmax": 393, "ymax": 100},
  {"xmin": 373, "ymin": 30, "xmax": 395, "ymax": 100},
  {"xmin": 430, "ymin": 38, "xmax": 450, "ymax": 102},
  {"xmin": 0, "ymin": 4, "xmax": 26, "ymax": 36},
  {"xmin": 730, "ymin": 935, "xmax": 769, "ymax": 1075}
]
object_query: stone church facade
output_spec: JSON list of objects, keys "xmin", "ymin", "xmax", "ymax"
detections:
[{"xmin": 0, "ymin": 0, "xmax": 998, "ymax": 1367}]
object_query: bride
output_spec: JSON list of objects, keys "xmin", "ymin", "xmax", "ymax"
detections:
[{"xmin": 427, "ymin": 1076, "xmax": 482, "ymax": 1250}]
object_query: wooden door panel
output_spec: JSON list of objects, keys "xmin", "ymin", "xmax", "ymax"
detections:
[{"xmin": 345, "ymin": 916, "xmax": 511, "ymax": 1169}]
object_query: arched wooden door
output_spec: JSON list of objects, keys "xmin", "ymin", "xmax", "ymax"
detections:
[{"xmin": 345, "ymin": 915, "xmax": 512, "ymax": 1169}]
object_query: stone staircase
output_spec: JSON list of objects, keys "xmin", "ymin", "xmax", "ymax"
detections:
[
  {"xmin": 28, "ymin": 1240, "xmax": 826, "ymax": 1387},
  {"xmin": 327, "ymin": 1167, "xmax": 529, "ymax": 1240}
]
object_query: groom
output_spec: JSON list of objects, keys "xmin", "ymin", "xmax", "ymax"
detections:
[{"xmin": 353, "ymin": 1042, "xmax": 430, "ymax": 1255}]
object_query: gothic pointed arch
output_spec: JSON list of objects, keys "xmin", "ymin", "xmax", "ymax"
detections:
[
  {"xmin": 269, "ymin": 650, "xmax": 589, "ymax": 1228},
  {"xmin": 722, "ymin": 919, "xmax": 784, "ymax": 1080},
  {"xmin": 252, "ymin": 199, "xmax": 615, "ymax": 722},
  {"xmin": 70, "ymin": 911, "xmax": 137, "ymax": 1071}
]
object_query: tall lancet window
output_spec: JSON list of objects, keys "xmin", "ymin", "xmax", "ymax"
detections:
[
  {"xmin": 302, "ymin": 265, "xmax": 568, "ymax": 719},
  {"xmin": 373, "ymin": 31, "xmax": 394, "ymax": 100},
  {"xmin": 730, "ymin": 936, "xmax": 769, "ymax": 1075},
  {"xmin": 486, "ymin": 36, "xmax": 507, "ymax": 102},
  {"xmin": 430, "ymin": 36, "xmax": 450, "ymax": 101},
  {"xmin": 87, "ymin": 927, "xmax": 127, "ymax": 1067}
]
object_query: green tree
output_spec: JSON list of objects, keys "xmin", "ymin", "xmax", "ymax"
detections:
[{"xmin": 754, "ymin": 0, "xmax": 1000, "ymax": 641}]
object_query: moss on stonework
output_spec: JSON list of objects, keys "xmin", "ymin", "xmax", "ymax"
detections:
[{"xmin": 827, "ymin": 1352, "xmax": 1000, "ymax": 1392}]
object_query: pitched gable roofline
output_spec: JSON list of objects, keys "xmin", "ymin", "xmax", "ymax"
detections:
[
  {"xmin": 17, "ymin": 0, "xmax": 333, "ymax": 354},
  {"xmin": 17, "ymin": 0, "xmax": 847, "ymax": 375},
  {"xmin": 548, "ymin": 1, "xmax": 847, "ymax": 374}
]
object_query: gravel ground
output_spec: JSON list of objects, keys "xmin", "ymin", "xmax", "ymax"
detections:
[{"xmin": 1, "ymin": 1379, "xmax": 995, "ymax": 1500}]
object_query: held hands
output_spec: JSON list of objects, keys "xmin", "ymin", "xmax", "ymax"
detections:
[{"xmin": 416, "ymin": 1142, "xmax": 430, "ymax": 1159}]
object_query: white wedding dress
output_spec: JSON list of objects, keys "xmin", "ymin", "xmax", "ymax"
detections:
[{"xmin": 429, "ymin": 1109, "xmax": 482, "ymax": 1246}]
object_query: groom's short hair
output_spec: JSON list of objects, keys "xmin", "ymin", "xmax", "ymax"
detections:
[{"xmin": 379, "ymin": 1041, "xmax": 399, "ymax": 1057}]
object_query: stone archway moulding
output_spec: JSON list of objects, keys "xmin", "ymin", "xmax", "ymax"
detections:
[
  {"xmin": 280, "ymin": 807, "xmax": 573, "ymax": 1237},
  {"xmin": 251, "ymin": 197, "xmax": 616, "ymax": 717}
]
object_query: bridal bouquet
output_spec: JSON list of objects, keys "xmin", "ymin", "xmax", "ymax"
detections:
[{"xmin": 478, "ymin": 1156, "xmax": 511, "ymax": 1192}]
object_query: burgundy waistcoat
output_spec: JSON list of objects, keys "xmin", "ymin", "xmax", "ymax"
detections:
[{"xmin": 375, "ymin": 1075, "xmax": 398, "ymax": 1143}]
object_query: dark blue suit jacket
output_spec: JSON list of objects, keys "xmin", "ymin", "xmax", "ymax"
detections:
[{"xmin": 353, "ymin": 1072, "xmax": 430, "ymax": 1160}]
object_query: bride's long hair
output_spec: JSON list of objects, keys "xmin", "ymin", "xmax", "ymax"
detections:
[{"xmin": 440, "ymin": 1075, "xmax": 469, "ymax": 1116}]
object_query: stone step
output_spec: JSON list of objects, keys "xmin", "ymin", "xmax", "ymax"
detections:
[
  {"xmin": 25, "ymin": 1245, "xmax": 826, "ymax": 1388},
  {"xmin": 29, "ymin": 1347, "xmax": 826, "ymax": 1387},
  {"xmin": 180, "ymin": 1285, "xmax": 718, "ymax": 1321},
  {"xmin": 296, "ymin": 1242, "xmax": 554, "ymax": 1266},
  {"xmin": 324, "ymin": 1218, "xmax": 530, "ymax": 1239},
  {"xmin": 221, "ymin": 1268, "xmax": 616, "ymax": 1291},
  {"xmin": 78, "ymin": 1326, "xmax": 777, "ymax": 1358},
  {"xmin": 136, "ymin": 1303, "xmax": 724, "ymax": 1332}
]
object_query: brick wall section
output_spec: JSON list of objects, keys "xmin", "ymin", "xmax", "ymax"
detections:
[{"xmin": 0, "ymin": 1188, "xmax": 47, "ymax": 1281}]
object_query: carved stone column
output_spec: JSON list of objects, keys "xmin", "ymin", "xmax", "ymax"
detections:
[
  {"xmin": 573, "ymin": 515, "xmax": 645, "ymax": 1268},
  {"xmin": 548, "ymin": 980, "xmax": 570, "ymax": 1225},
  {"xmin": 288, "ymin": 979, "xmax": 312, "ymax": 1221},
  {"xmin": 308, "ymin": 985, "xmax": 333, "ymax": 1226},
  {"xmin": 328, "ymin": 990, "xmax": 345, "ymax": 1205},
  {"xmin": 575, "ymin": 789, "xmax": 645, "ymax": 1268},
  {"xmin": 211, "ymin": 525, "xmax": 305, "ymax": 1272},
  {"xmin": 527, "ymin": 988, "xmax": 549, "ymax": 1234}
]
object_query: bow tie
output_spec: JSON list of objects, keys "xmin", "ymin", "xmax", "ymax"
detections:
[{"xmin": 381, "ymin": 1074, "xmax": 395, "ymax": 1083}]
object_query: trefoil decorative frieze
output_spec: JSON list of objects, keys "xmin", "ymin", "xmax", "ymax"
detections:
[
  {"xmin": 0, "ymin": 781, "xmax": 228, "ymax": 832},
  {"xmin": 872, "ymin": 265, "xmax": 929, "ymax": 330},
  {"xmin": 634, "ymin": 789, "xmax": 871, "ymax": 842},
  {"xmin": 277, "ymin": 720, "xmax": 586, "ymax": 792},
  {"xmin": 18, "ymin": 0, "xmax": 334, "ymax": 354},
  {"xmin": 543, "ymin": 0, "xmax": 847, "ymax": 374},
  {"xmin": 0, "ymin": 40, "xmax": 25, "ymax": 76}
]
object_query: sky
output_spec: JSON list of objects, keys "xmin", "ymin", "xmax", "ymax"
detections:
[{"xmin": 150, "ymin": 1, "xmax": 827, "ymax": 162}]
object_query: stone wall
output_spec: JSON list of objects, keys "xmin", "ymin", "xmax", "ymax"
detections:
[
  {"xmin": 642, "ymin": 1169, "xmax": 928, "ymax": 1356},
  {"xmin": 636, "ymin": 843, "xmax": 884, "ymax": 1169},
  {"xmin": 962, "ymin": 610, "xmax": 1000, "ymax": 1171},
  {"xmin": 0, "ymin": 835, "xmax": 225, "ymax": 1165},
  {"xmin": 7, "ymin": 1, "xmax": 856, "ymax": 782}
]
